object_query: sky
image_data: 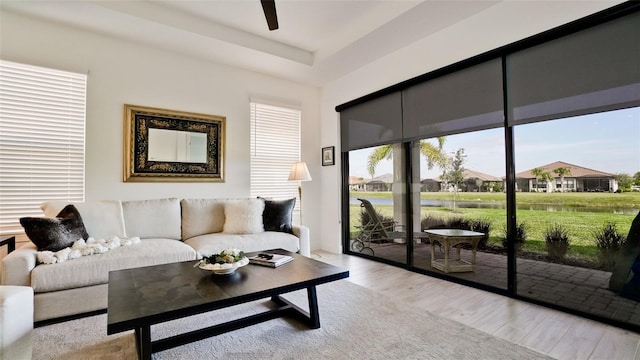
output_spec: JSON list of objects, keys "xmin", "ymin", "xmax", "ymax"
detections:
[{"xmin": 349, "ymin": 107, "xmax": 640, "ymax": 179}]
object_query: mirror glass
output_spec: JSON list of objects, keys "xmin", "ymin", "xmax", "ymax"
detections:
[{"xmin": 148, "ymin": 128, "xmax": 207, "ymax": 163}]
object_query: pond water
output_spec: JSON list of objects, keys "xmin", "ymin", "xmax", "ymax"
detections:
[{"xmin": 350, "ymin": 197, "xmax": 639, "ymax": 215}]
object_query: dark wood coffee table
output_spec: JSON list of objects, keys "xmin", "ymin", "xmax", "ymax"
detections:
[{"xmin": 107, "ymin": 249, "xmax": 349, "ymax": 360}]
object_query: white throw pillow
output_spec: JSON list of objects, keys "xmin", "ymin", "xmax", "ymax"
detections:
[
  {"xmin": 122, "ymin": 198, "xmax": 182, "ymax": 240},
  {"xmin": 41, "ymin": 200, "xmax": 126, "ymax": 239},
  {"xmin": 222, "ymin": 199, "xmax": 265, "ymax": 234}
]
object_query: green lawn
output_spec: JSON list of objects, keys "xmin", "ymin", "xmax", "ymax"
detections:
[{"xmin": 349, "ymin": 191, "xmax": 639, "ymax": 261}]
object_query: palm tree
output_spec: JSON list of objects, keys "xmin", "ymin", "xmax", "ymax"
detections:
[
  {"xmin": 367, "ymin": 145, "xmax": 393, "ymax": 177},
  {"xmin": 367, "ymin": 137, "xmax": 446, "ymax": 177},
  {"xmin": 420, "ymin": 137, "xmax": 448, "ymax": 171},
  {"xmin": 530, "ymin": 168, "xmax": 554, "ymax": 192},
  {"xmin": 540, "ymin": 171, "xmax": 554, "ymax": 193},
  {"xmin": 553, "ymin": 167, "xmax": 572, "ymax": 192},
  {"xmin": 531, "ymin": 168, "xmax": 543, "ymax": 192}
]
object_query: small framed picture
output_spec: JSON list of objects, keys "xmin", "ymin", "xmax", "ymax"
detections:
[{"xmin": 322, "ymin": 146, "xmax": 335, "ymax": 166}]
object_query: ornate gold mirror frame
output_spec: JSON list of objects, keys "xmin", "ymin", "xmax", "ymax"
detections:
[{"xmin": 123, "ymin": 104, "xmax": 225, "ymax": 182}]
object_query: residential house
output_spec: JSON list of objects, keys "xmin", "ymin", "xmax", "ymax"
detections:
[
  {"xmin": 434, "ymin": 169, "xmax": 503, "ymax": 192},
  {"xmin": 419, "ymin": 178, "xmax": 440, "ymax": 192},
  {"xmin": 515, "ymin": 161, "xmax": 618, "ymax": 192},
  {"xmin": 348, "ymin": 176, "xmax": 365, "ymax": 192},
  {"xmin": 461, "ymin": 169, "xmax": 503, "ymax": 192},
  {"xmin": 359, "ymin": 172, "xmax": 503, "ymax": 193},
  {"xmin": 362, "ymin": 173, "xmax": 394, "ymax": 192}
]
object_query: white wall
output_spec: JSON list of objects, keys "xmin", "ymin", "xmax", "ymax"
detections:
[
  {"xmin": 0, "ymin": 11, "xmax": 323, "ymax": 249},
  {"xmin": 318, "ymin": 1, "xmax": 623, "ymax": 253}
]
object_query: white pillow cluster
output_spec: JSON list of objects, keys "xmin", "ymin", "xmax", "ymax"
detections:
[{"xmin": 36, "ymin": 236, "xmax": 141, "ymax": 265}]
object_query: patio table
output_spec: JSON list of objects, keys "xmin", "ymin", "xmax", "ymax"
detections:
[{"xmin": 424, "ymin": 229, "xmax": 485, "ymax": 273}]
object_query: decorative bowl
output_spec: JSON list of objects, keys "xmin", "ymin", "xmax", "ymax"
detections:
[{"xmin": 198, "ymin": 257, "xmax": 249, "ymax": 275}]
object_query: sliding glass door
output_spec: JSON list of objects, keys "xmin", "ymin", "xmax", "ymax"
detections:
[
  {"xmin": 339, "ymin": 3, "xmax": 640, "ymax": 331},
  {"xmin": 411, "ymin": 130, "xmax": 507, "ymax": 290},
  {"xmin": 348, "ymin": 143, "xmax": 408, "ymax": 264},
  {"xmin": 513, "ymin": 108, "xmax": 640, "ymax": 326}
]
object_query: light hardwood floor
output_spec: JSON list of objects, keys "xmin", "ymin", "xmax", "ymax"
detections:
[{"xmin": 312, "ymin": 250, "xmax": 640, "ymax": 360}]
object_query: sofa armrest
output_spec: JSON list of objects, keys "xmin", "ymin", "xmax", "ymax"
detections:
[
  {"xmin": 292, "ymin": 225, "xmax": 310, "ymax": 257},
  {"xmin": 1, "ymin": 243, "xmax": 37, "ymax": 287}
]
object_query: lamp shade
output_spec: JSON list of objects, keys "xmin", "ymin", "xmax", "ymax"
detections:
[{"xmin": 288, "ymin": 161, "xmax": 312, "ymax": 182}]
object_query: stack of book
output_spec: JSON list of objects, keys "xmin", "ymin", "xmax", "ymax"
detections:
[{"xmin": 248, "ymin": 253, "xmax": 293, "ymax": 268}]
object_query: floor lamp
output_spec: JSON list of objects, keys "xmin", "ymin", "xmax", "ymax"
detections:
[{"xmin": 288, "ymin": 161, "xmax": 312, "ymax": 224}]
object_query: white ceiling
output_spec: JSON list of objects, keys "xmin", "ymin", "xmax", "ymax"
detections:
[{"xmin": 1, "ymin": 0, "xmax": 502, "ymax": 86}]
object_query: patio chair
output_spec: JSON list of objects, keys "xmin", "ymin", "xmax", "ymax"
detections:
[{"xmin": 352, "ymin": 198, "xmax": 430, "ymax": 255}]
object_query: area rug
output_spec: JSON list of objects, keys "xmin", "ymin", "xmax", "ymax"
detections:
[{"xmin": 33, "ymin": 280, "xmax": 551, "ymax": 360}]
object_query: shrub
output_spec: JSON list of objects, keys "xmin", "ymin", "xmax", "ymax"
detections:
[
  {"xmin": 593, "ymin": 222, "xmax": 626, "ymax": 271},
  {"xmin": 545, "ymin": 224, "xmax": 570, "ymax": 259},
  {"xmin": 469, "ymin": 218, "xmax": 491, "ymax": 249},
  {"xmin": 359, "ymin": 209, "xmax": 394, "ymax": 228},
  {"xmin": 421, "ymin": 215, "xmax": 447, "ymax": 230},
  {"xmin": 446, "ymin": 217, "xmax": 470, "ymax": 230},
  {"xmin": 490, "ymin": 182, "xmax": 503, "ymax": 192},
  {"xmin": 502, "ymin": 221, "xmax": 527, "ymax": 251}
]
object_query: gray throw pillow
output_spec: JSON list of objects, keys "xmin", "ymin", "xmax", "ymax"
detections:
[
  {"xmin": 20, "ymin": 204, "xmax": 89, "ymax": 251},
  {"xmin": 260, "ymin": 197, "xmax": 296, "ymax": 234}
]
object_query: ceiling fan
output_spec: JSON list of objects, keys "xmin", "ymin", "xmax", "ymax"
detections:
[{"xmin": 260, "ymin": 0, "xmax": 279, "ymax": 31}]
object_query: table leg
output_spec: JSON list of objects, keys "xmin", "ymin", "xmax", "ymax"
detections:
[
  {"xmin": 471, "ymin": 242, "xmax": 478, "ymax": 265},
  {"xmin": 135, "ymin": 326, "xmax": 152, "ymax": 360},
  {"xmin": 307, "ymin": 285, "xmax": 320, "ymax": 329},
  {"xmin": 430, "ymin": 241, "xmax": 436, "ymax": 263},
  {"xmin": 455, "ymin": 246, "xmax": 461, "ymax": 261},
  {"xmin": 444, "ymin": 243, "xmax": 450, "ymax": 272}
]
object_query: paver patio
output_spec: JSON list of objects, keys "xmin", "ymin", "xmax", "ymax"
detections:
[{"xmin": 361, "ymin": 241, "xmax": 640, "ymax": 326}]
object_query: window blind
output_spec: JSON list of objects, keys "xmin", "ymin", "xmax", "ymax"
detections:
[
  {"xmin": 0, "ymin": 60, "xmax": 87, "ymax": 238},
  {"xmin": 249, "ymin": 101, "xmax": 302, "ymax": 223},
  {"xmin": 403, "ymin": 58, "xmax": 504, "ymax": 140},
  {"xmin": 340, "ymin": 92, "xmax": 402, "ymax": 151},
  {"xmin": 507, "ymin": 11, "xmax": 640, "ymax": 126}
]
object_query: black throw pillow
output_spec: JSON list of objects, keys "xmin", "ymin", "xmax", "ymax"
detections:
[
  {"xmin": 260, "ymin": 197, "xmax": 296, "ymax": 234},
  {"xmin": 20, "ymin": 204, "xmax": 89, "ymax": 251}
]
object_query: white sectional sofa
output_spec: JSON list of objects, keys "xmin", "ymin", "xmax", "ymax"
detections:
[{"xmin": 1, "ymin": 197, "xmax": 310, "ymax": 323}]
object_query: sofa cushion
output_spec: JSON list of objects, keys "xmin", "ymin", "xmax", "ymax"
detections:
[
  {"xmin": 122, "ymin": 198, "xmax": 181, "ymax": 240},
  {"xmin": 184, "ymin": 231, "xmax": 300, "ymax": 257},
  {"xmin": 20, "ymin": 205, "xmax": 89, "ymax": 252},
  {"xmin": 41, "ymin": 200, "xmax": 126, "ymax": 240},
  {"xmin": 30, "ymin": 239, "xmax": 197, "ymax": 293},
  {"xmin": 180, "ymin": 199, "xmax": 227, "ymax": 240},
  {"xmin": 222, "ymin": 199, "xmax": 265, "ymax": 234},
  {"xmin": 261, "ymin": 197, "xmax": 295, "ymax": 234}
]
